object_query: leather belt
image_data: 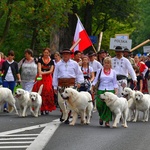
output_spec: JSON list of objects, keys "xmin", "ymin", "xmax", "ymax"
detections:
[
  {"xmin": 117, "ymin": 75, "xmax": 127, "ymax": 80},
  {"xmin": 58, "ymin": 78, "xmax": 75, "ymax": 87}
]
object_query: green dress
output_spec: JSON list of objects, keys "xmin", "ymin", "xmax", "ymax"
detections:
[{"xmin": 96, "ymin": 90, "xmax": 114, "ymax": 122}]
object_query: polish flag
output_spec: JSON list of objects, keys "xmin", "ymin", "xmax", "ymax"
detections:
[{"xmin": 73, "ymin": 17, "xmax": 93, "ymax": 52}]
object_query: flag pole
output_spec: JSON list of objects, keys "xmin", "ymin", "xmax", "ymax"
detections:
[{"xmin": 70, "ymin": 38, "xmax": 81, "ymax": 50}]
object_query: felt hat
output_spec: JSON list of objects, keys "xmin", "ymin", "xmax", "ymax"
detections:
[
  {"xmin": 60, "ymin": 48, "xmax": 73, "ymax": 54},
  {"xmin": 115, "ymin": 46, "xmax": 123, "ymax": 52}
]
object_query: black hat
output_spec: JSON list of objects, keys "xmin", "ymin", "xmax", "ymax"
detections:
[
  {"xmin": 88, "ymin": 51, "xmax": 96, "ymax": 57},
  {"xmin": 124, "ymin": 48, "xmax": 131, "ymax": 53},
  {"xmin": 115, "ymin": 46, "xmax": 123, "ymax": 52},
  {"xmin": 97, "ymin": 49, "xmax": 107, "ymax": 54},
  {"xmin": 60, "ymin": 48, "xmax": 73, "ymax": 54}
]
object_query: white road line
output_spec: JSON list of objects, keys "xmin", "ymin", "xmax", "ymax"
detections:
[
  {"xmin": 0, "ymin": 137, "xmax": 35, "ymax": 140},
  {"xmin": 27, "ymin": 119, "xmax": 61, "ymax": 150},
  {"xmin": 0, "ymin": 123, "xmax": 47, "ymax": 135},
  {"xmin": 0, "ymin": 134, "xmax": 38, "ymax": 137},
  {"xmin": 0, "ymin": 141, "xmax": 32, "ymax": 144},
  {"xmin": 0, "ymin": 146, "xmax": 28, "ymax": 149}
]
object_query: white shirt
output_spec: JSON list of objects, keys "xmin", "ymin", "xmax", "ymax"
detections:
[
  {"xmin": 89, "ymin": 60, "xmax": 103, "ymax": 72},
  {"xmin": 53, "ymin": 59, "xmax": 84, "ymax": 89},
  {"xmin": 5, "ymin": 60, "xmax": 14, "ymax": 81},
  {"xmin": 112, "ymin": 56, "xmax": 137, "ymax": 81},
  {"xmin": 92, "ymin": 68, "xmax": 118, "ymax": 90},
  {"xmin": 80, "ymin": 66, "xmax": 94, "ymax": 78}
]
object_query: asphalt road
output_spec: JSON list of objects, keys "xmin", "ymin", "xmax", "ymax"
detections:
[
  {"xmin": 0, "ymin": 108, "xmax": 150, "ymax": 150},
  {"xmin": 0, "ymin": 80, "xmax": 150, "ymax": 150}
]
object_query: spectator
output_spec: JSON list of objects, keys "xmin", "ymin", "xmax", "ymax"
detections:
[
  {"xmin": 18, "ymin": 49, "xmax": 37, "ymax": 92},
  {"xmin": 92, "ymin": 57, "xmax": 118, "ymax": 127},
  {"xmin": 32, "ymin": 48, "xmax": 56, "ymax": 115},
  {"xmin": 1, "ymin": 50, "xmax": 21, "ymax": 112}
]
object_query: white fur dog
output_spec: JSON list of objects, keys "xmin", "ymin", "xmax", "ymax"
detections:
[
  {"xmin": 133, "ymin": 91, "xmax": 150, "ymax": 122},
  {"xmin": 100, "ymin": 92, "xmax": 128, "ymax": 128},
  {"xmin": 0, "ymin": 87, "xmax": 18, "ymax": 114},
  {"xmin": 61, "ymin": 88, "xmax": 93, "ymax": 125},
  {"xmin": 15, "ymin": 88, "xmax": 34, "ymax": 117},
  {"xmin": 29, "ymin": 85, "xmax": 43, "ymax": 117},
  {"xmin": 122, "ymin": 87, "xmax": 136, "ymax": 121}
]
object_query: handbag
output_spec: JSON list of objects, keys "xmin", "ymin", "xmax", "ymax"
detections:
[{"xmin": 94, "ymin": 69, "xmax": 102, "ymax": 91}]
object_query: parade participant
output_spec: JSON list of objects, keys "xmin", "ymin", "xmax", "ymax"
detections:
[
  {"xmin": 130, "ymin": 65, "xmax": 143, "ymax": 92},
  {"xmin": 1, "ymin": 50, "xmax": 21, "ymax": 112},
  {"xmin": 79, "ymin": 55, "xmax": 95, "ymax": 92},
  {"xmin": 88, "ymin": 51, "xmax": 103, "ymax": 75},
  {"xmin": 91, "ymin": 57, "xmax": 118, "ymax": 127},
  {"xmin": 53, "ymin": 51, "xmax": 61, "ymax": 66},
  {"xmin": 73, "ymin": 50, "xmax": 82, "ymax": 66},
  {"xmin": 18, "ymin": 49, "xmax": 37, "ymax": 92},
  {"xmin": 112, "ymin": 46, "xmax": 137, "ymax": 97},
  {"xmin": 32, "ymin": 48, "xmax": 56, "ymax": 115},
  {"xmin": 123, "ymin": 48, "xmax": 135, "ymax": 86},
  {"xmin": 134, "ymin": 55, "xmax": 148, "ymax": 93},
  {"xmin": 123, "ymin": 48, "xmax": 135, "ymax": 66},
  {"xmin": 0, "ymin": 52, "xmax": 5, "ymax": 85},
  {"xmin": 97, "ymin": 49, "xmax": 107, "ymax": 66},
  {"xmin": 53, "ymin": 48, "xmax": 84, "ymax": 124}
]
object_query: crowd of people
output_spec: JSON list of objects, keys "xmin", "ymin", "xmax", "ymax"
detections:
[{"xmin": 0, "ymin": 46, "xmax": 150, "ymax": 127}]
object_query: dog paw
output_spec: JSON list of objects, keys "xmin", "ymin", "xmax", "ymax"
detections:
[
  {"xmin": 132, "ymin": 120, "xmax": 136, "ymax": 122},
  {"xmin": 112, "ymin": 125, "xmax": 117, "ymax": 128},
  {"xmin": 69, "ymin": 122, "xmax": 75, "ymax": 126}
]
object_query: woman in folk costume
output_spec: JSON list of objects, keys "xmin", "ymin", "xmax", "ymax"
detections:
[
  {"xmin": 92, "ymin": 57, "xmax": 118, "ymax": 127},
  {"xmin": 32, "ymin": 48, "xmax": 56, "ymax": 115}
]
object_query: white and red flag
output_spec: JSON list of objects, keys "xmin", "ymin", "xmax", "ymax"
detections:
[{"xmin": 72, "ymin": 17, "xmax": 93, "ymax": 52}]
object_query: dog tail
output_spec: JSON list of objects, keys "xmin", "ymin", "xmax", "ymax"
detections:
[{"xmin": 38, "ymin": 84, "xmax": 43, "ymax": 95}]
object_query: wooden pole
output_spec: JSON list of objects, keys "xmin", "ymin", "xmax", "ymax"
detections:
[
  {"xmin": 70, "ymin": 38, "xmax": 81, "ymax": 50},
  {"xmin": 130, "ymin": 39, "xmax": 150, "ymax": 52},
  {"xmin": 97, "ymin": 32, "xmax": 103, "ymax": 52}
]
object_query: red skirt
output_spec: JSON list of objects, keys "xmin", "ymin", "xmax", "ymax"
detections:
[{"xmin": 32, "ymin": 74, "xmax": 56, "ymax": 112}]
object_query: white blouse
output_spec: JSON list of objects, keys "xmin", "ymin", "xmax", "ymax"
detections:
[{"xmin": 92, "ymin": 68, "xmax": 118, "ymax": 90}]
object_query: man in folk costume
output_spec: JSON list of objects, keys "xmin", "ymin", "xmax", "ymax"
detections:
[
  {"xmin": 53, "ymin": 48, "xmax": 84, "ymax": 124},
  {"xmin": 123, "ymin": 48, "xmax": 136, "ymax": 86},
  {"xmin": 112, "ymin": 46, "xmax": 137, "ymax": 97}
]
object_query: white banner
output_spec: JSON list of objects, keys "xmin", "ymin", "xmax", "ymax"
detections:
[
  {"xmin": 109, "ymin": 38, "xmax": 132, "ymax": 50},
  {"xmin": 143, "ymin": 46, "xmax": 150, "ymax": 53}
]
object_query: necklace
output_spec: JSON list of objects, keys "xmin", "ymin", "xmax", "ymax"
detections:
[
  {"xmin": 42, "ymin": 57, "xmax": 50, "ymax": 64},
  {"xmin": 104, "ymin": 68, "xmax": 111, "ymax": 75}
]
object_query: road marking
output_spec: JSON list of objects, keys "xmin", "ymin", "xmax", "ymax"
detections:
[
  {"xmin": 27, "ymin": 119, "xmax": 61, "ymax": 150},
  {"xmin": 0, "ymin": 123, "xmax": 47, "ymax": 135},
  {"xmin": 0, "ymin": 119, "xmax": 61, "ymax": 149}
]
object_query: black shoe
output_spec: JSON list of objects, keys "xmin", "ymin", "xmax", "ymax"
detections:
[
  {"xmin": 3, "ymin": 108, "xmax": 9, "ymax": 113},
  {"xmin": 41, "ymin": 111, "xmax": 45, "ymax": 115},
  {"xmin": 60, "ymin": 118, "xmax": 64, "ymax": 122},
  {"xmin": 45, "ymin": 111, "xmax": 49, "ymax": 115},
  {"xmin": 99, "ymin": 119, "xmax": 103, "ymax": 125},
  {"xmin": 64, "ymin": 120, "xmax": 70, "ymax": 124}
]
